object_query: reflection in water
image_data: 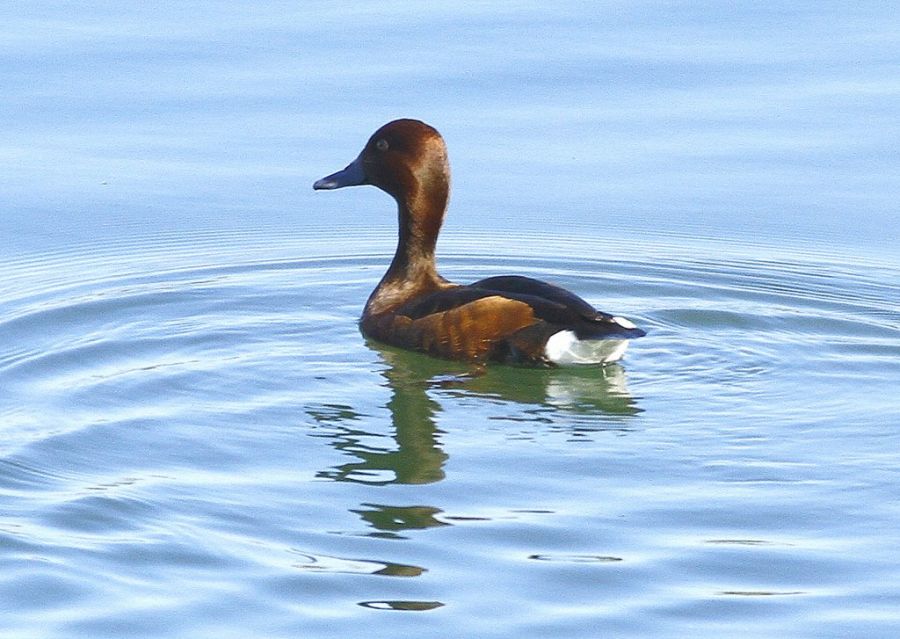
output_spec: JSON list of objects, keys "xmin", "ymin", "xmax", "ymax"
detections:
[
  {"xmin": 310, "ymin": 351, "xmax": 449, "ymax": 485},
  {"xmin": 529, "ymin": 553, "xmax": 623, "ymax": 563},
  {"xmin": 307, "ymin": 343, "xmax": 642, "ymax": 536},
  {"xmin": 440, "ymin": 361, "xmax": 642, "ymax": 418},
  {"xmin": 350, "ymin": 503, "xmax": 450, "ymax": 539},
  {"xmin": 292, "ymin": 551, "xmax": 424, "ymax": 577},
  {"xmin": 373, "ymin": 341, "xmax": 642, "ymax": 418},
  {"xmin": 309, "ymin": 346, "xmax": 640, "ymax": 487},
  {"xmin": 358, "ymin": 600, "xmax": 445, "ymax": 611}
]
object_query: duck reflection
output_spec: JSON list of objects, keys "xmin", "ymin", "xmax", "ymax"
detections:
[
  {"xmin": 350, "ymin": 503, "xmax": 450, "ymax": 539},
  {"xmin": 312, "ymin": 349, "xmax": 451, "ymax": 485},
  {"xmin": 440, "ymin": 358, "xmax": 642, "ymax": 417},
  {"xmin": 309, "ymin": 344, "xmax": 641, "ymax": 536},
  {"xmin": 371, "ymin": 341, "xmax": 642, "ymax": 418},
  {"xmin": 311, "ymin": 343, "xmax": 640, "ymax": 487}
]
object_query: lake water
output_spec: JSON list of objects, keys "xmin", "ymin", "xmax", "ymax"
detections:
[{"xmin": 2, "ymin": 3, "xmax": 899, "ymax": 638}]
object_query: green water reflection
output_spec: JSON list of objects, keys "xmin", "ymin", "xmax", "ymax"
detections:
[
  {"xmin": 309, "ymin": 345, "xmax": 640, "ymax": 496},
  {"xmin": 351, "ymin": 503, "xmax": 450, "ymax": 539}
]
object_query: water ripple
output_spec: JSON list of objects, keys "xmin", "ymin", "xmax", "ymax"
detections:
[{"xmin": 2, "ymin": 226, "xmax": 899, "ymax": 638}]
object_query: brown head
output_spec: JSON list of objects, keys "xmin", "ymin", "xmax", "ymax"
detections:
[
  {"xmin": 314, "ymin": 119, "xmax": 448, "ymax": 197},
  {"xmin": 314, "ymin": 119, "xmax": 451, "ymax": 260}
]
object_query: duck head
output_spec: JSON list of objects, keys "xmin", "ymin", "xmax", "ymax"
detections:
[
  {"xmin": 313, "ymin": 119, "xmax": 450, "ymax": 206},
  {"xmin": 314, "ymin": 119, "xmax": 452, "ymax": 280}
]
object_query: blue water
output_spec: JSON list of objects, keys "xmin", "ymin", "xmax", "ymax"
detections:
[{"xmin": 2, "ymin": 3, "xmax": 900, "ymax": 638}]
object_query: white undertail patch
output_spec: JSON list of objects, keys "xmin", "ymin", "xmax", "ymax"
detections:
[{"xmin": 544, "ymin": 330, "xmax": 630, "ymax": 365}]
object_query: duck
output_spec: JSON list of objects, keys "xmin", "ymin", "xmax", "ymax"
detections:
[{"xmin": 313, "ymin": 119, "xmax": 646, "ymax": 366}]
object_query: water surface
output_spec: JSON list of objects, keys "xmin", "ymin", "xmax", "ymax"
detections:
[{"xmin": 2, "ymin": 2, "xmax": 900, "ymax": 638}]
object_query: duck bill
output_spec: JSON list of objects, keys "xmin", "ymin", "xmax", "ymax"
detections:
[{"xmin": 313, "ymin": 153, "xmax": 367, "ymax": 190}]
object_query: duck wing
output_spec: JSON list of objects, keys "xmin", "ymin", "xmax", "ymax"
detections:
[
  {"xmin": 393, "ymin": 276, "xmax": 644, "ymax": 342},
  {"xmin": 369, "ymin": 290, "xmax": 540, "ymax": 363},
  {"xmin": 469, "ymin": 275, "xmax": 645, "ymax": 339}
]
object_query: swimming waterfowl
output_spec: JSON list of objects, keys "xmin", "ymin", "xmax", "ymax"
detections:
[{"xmin": 313, "ymin": 119, "xmax": 645, "ymax": 366}]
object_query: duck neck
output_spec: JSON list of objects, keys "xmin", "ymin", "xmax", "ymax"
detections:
[
  {"xmin": 388, "ymin": 177, "xmax": 448, "ymax": 279},
  {"xmin": 367, "ymin": 180, "xmax": 449, "ymax": 314}
]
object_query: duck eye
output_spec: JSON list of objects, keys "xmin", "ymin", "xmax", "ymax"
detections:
[{"xmin": 375, "ymin": 138, "xmax": 389, "ymax": 152}]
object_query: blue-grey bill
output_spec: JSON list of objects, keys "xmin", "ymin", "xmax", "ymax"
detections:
[{"xmin": 313, "ymin": 154, "xmax": 367, "ymax": 190}]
